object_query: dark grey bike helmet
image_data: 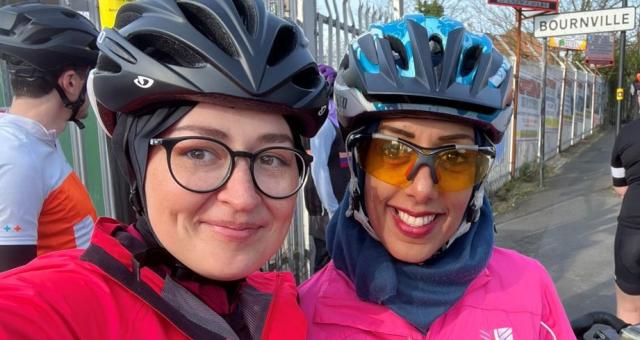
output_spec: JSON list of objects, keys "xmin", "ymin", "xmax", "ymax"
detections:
[
  {"xmin": 335, "ymin": 15, "xmax": 513, "ymax": 144},
  {"xmin": 87, "ymin": 0, "xmax": 328, "ymax": 262},
  {"xmin": 88, "ymin": 0, "xmax": 328, "ymax": 138},
  {"xmin": 0, "ymin": 3, "xmax": 99, "ymax": 127}
]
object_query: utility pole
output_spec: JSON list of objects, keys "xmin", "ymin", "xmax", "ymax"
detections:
[
  {"xmin": 616, "ymin": 0, "xmax": 627, "ymax": 135},
  {"xmin": 510, "ymin": 9, "xmax": 522, "ymax": 178},
  {"xmin": 539, "ymin": 37, "xmax": 548, "ymax": 188}
]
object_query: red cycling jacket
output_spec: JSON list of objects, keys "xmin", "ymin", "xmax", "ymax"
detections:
[{"xmin": 0, "ymin": 217, "xmax": 307, "ymax": 339}]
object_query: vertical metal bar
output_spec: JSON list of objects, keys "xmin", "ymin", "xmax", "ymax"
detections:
[
  {"xmin": 348, "ymin": 1, "xmax": 356, "ymax": 35},
  {"xmin": 331, "ymin": 0, "xmax": 341, "ymax": 66},
  {"xmin": 288, "ymin": 0, "xmax": 297, "ymax": 21},
  {"xmin": 571, "ymin": 64, "xmax": 578, "ymax": 146},
  {"xmin": 616, "ymin": 1, "xmax": 627, "ymax": 135},
  {"xmin": 393, "ymin": 0, "xmax": 404, "ymax": 19},
  {"xmin": 317, "ymin": 15, "xmax": 325, "ymax": 64},
  {"xmin": 324, "ymin": 0, "xmax": 334, "ymax": 67},
  {"xmin": 358, "ymin": 1, "xmax": 364, "ymax": 32},
  {"xmin": 582, "ymin": 70, "xmax": 588, "ymax": 140},
  {"xmin": 365, "ymin": 5, "xmax": 371, "ymax": 30},
  {"xmin": 302, "ymin": 0, "xmax": 318, "ymax": 58},
  {"xmin": 590, "ymin": 73, "xmax": 596, "ymax": 134},
  {"xmin": 0, "ymin": 60, "xmax": 11, "ymax": 107},
  {"xmin": 69, "ymin": 124, "xmax": 87, "ymax": 185},
  {"xmin": 538, "ymin": 37, "xmax": 548, "ymax": 188},
  {"xmin": 276, "ymin": 0, "xmax": 285, "ymax": 17},
  {"xmin": 343, "ymin": 0, "xmax": 350, "ymax": 62},
  {"xmin": 510, "ymin": 9, "xmax": 522, "ymax": 178},
  {"xmin": 557, "ymin": 55, "xmax": 567, "ymax": 154}
]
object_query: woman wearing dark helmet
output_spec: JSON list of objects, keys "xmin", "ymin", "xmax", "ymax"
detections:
[
  {"xmin": 0, "ymin": 0, "xmax": 326, "ymax": 338},
  {"xmin": 299, "ymin": 15, "xmax": 574, "ymax": 339}
]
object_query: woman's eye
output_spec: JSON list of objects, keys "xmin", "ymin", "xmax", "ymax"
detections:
[
  {"xmin": 259, "ymin": 154, "xmax": 286, "ymax": 167},
  {"xmin": 187, "ymin": 149, "xmax": 209, "ymax": 160},
  {"xmin": 382, "ymin": 142, "xmax": 411, "ymax": 159}
]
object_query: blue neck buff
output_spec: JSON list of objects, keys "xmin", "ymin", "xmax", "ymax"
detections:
[{"xmin": 326, "ymin": 194, "xmax": 495, "ymax": 334}]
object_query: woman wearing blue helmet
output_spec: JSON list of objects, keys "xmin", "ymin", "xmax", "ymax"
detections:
[{"xmin": 299, "ymin": 15, "xmax": 574, "ymax": 339}]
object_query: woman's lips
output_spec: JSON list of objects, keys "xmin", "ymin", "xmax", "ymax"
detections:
[
  {"xmin": 391, "ymin": 208, "xmax": 441, "ymax": 238},
  {"xmin": 203, "ymin": 221, "xmax": 262, "ymax": 241}
]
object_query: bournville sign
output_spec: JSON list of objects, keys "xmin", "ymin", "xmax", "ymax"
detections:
[
  {"xmin": 534, "ymin": 7, "xmax": 636, "ymax": 38},
  {"xmin": 488, "ymin": 0, "xmax": 557, "ymax": 12}
]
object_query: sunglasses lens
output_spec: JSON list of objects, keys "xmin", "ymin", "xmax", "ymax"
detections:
[
  {"xmin": 357, "ymin": 138, "xmax": 417, "ymax": 187},
  {"xmin": 435, "ymin": 149, "xmax": 491, "ymax": 192},
  {"xmin": 356, "ymin": 136, "xmax": 492, "ymax": 192}
]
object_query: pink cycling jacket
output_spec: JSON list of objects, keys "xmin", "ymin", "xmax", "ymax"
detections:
[{"xmin": 300, "ymin": 247, "xmax": 575, "ymax": 340}]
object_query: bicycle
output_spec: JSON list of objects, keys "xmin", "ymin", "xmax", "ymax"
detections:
[{"xmin": 572, "ymin": 311, "xmax": 640, "ymax": 339}]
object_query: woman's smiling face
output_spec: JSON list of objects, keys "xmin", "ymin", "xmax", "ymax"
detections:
[
  {"xmin": 144, "ymin": 102, "xmax": 298, "ymax": 281},
  {"xmin": 363, "ymin": 118, "xmax": 475, "ymax": 263}
]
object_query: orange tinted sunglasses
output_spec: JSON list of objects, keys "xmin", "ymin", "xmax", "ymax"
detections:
[{"xmin": 348, "ymin": 133, "xmax": 495, "ymax": 192}]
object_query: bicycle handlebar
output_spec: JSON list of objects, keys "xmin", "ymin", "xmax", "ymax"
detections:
[{"xmin": 572, "ymin": 312, "xmax": 630, "ymax": 338}]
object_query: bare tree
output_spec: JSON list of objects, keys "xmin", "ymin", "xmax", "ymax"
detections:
[{"xmin": 404, "ymin": 0, "xmax": 468, "ymax": 18}]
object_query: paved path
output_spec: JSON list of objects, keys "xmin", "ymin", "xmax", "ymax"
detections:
[{"xmin": 495, "ymin": 129, "xmax": 620, "ymax": 320}]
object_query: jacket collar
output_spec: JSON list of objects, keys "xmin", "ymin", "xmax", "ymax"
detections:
[
  {"xmin": 0, "ymin": 112, "xmax": 58, "ymax": 146},
  {"xmin": 313, "ymin": 262, "xmax": 492, "ymax": 336}
]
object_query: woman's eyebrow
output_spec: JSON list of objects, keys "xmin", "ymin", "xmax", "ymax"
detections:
[
  {"xmin": 258, "ymin": 133, "xmax": 294, "ymax": 145},
  {"xmin": 379, "ymin": 125, "xmax": 415, "ymax": 139},
  {"xmin": 438, "ymin": 133, "xmax": 474, "ymax": 143},
  {"xmin": 170, "ymin": 126, "xmax": 293, "ymax": 145},
  {"xmin": 170, "ymin": 125, "xmax": 227, "ymax": 139}
]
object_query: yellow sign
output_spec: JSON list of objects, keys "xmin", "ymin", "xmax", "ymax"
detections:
[
  {"xmin": 616, "ymin": 88, "xmax": 624, "ymax": 101},
  {"xmin": 98, "ymin": 0, "xmax": 133, "ymax": 29},
  {"xmin": 549, "ymin": 36, "xmax": 587, "ymax": 51}
]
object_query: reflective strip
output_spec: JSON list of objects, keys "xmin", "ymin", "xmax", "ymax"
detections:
[
  {"xmin": 612, "ymin": 166, "xmax": 626, "ymax": 178},
  {"xmin": 540, "ymin": 321, "xmax": 557, "ymax": 340}
]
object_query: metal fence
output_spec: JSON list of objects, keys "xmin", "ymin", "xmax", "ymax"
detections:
[{"xmin": 484, "ymin": 37, "xmax": 608, "ymax": 194}]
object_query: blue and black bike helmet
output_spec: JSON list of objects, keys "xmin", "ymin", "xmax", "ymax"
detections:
[
  {"xmin": 336, "ymin": 15, "xmax": 514, "ymax": 245},
  {"xmin": 335, "ymin": 15, "xmax": 513, "ymax": 144}
]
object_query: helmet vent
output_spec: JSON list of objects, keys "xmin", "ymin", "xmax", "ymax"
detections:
[
  {"xmin": 177, "ymin": 2, "xmax": 239, "ymax": 59},
  {"xmin": 96, "ymin": 54, "xmax": 121, "ymax": 73},
  {"xmin": 291, "ymin": 66, "xmax": 321, "ymax": 90},
  {"xmin": 428, "ymin": 35, "xmax": 443, "ymax": 67},
  {"xmin": 231, "ymin": 0, "xmax": 257, "ymax": 34},
  {"xmin": 26, "ymin": 32, "xmax": 54, "ymax": 45},
  {"xmin": 384, "ymin": 35, "xmax": 408, "ymax": 70},
  {"xmin": 114, "ymin": 11, "xmax": 141, "ymax": 30},
  {"xmin": 460, "ymin": 45, "xmax": 482, "ymax": 77},
  {"xmin": 267, "ymin": 25, "xmax": 296, "ymax": 67},
  {"xmin": 60, "ymin": 9, "xmax": 78, "ymax": 19},
  {"xmin": 129, "ymin": 32, "xmax": 205, "ymax": 68}
]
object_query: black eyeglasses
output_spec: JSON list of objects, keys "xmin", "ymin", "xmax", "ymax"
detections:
[{"xmin": 149, "ymin": 136, "xmax": 312, "ymax": 199}]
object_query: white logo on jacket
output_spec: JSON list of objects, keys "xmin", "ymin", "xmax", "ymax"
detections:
[{"xmin": 480, "ymin": 327, "xmax": 513, "ymax": 340}]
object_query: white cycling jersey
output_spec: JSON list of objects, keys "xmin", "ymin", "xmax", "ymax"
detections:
[{"xmin": 0, "ymin": 113, "xmax": 96, "ymax": 255}]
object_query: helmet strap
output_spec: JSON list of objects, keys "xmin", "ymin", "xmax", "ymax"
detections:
[{"xmin": 54, "ymin": 82, "xmax": 87, "ymax": 129}]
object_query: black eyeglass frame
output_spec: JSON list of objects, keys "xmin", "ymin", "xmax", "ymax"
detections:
[
  {"xmin": 149, "ymin": 136, "xmax": 313, "ymax": 199},
  {"xmin": 346, "ymin": 132, "xmax": 496, "ymax": 184}
]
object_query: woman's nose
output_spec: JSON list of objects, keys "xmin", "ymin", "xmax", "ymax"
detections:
[
  {"xmin": 215, "ymin": 159, "xmax": 261, "ymax": 211},
  {"xmin": 404, "ymin": 165, "xmax": 439, "ymax": 202}
]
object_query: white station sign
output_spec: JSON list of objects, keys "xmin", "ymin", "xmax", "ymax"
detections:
[{"xmin": 534, "ymin": 7, "xmax": 636, "ymax": 38}]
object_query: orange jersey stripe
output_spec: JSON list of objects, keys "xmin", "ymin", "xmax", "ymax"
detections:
[{"xmin": 37, "ymin": 172, "xmax": 97, "ymax": 256}]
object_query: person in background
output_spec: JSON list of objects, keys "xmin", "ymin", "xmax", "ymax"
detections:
[
  {"xmin": 300, "ymin": 15, "xmax": 574, "ymax": 339},
  {"xmin": 611, "ymin": 116, "xmax": 640, "ymax": 324},
  {"xmin": 0, "ymin": 3, "xmax": 98, "ymax": 271},
  {"xmin": 630, "ymin": 73, "xmax": 640, "ymax": 111},
  {"xmin": 306, "ymin": 63, "xmax": 349, "ymax": 272},
  {"xmin": 0, "ymin": 0, "xmax": 327, "ymax": 338}
]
